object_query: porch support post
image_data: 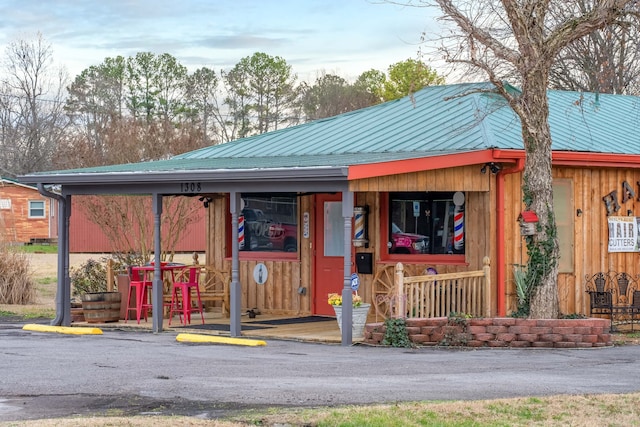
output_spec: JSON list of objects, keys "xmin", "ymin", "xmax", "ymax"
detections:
[
  {"xmin": 229, "ymin": 191, "xmax": 242, "ymax": 337},
  {"xmin": 151, "ymin": 193, "xmax": 163, "ymax": 333},
  {"xmin": 37, "ymin": 185, "xmax": 70, "ymax": 326},
  {"xmin": 60, "ymin": 195, "xmax": 71, "ymax": 326},
  {"xmin": 341, "ymin": 190, "xmax": 354, "ymax": 346}
]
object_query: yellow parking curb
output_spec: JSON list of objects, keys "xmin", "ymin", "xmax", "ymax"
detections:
[
  {"xmin": 22, "ymin": 324, "xmax": 103, "ymax": 335},
  {"xmin": 176, "ymin": 333, "xmax": 266, "ymax": 346}
]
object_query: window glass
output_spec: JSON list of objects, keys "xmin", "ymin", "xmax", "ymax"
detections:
[
  {"xmin": 553, "ymin": 179, "xmax": 574, "ymax": 273},
  {"xmin": 324, "ymin": 201, "xmax": 344, "ymax": 256},
  {"xmin": 29, "ymin": 200, "xmax": 45, "ymax": 218},
  {"xmin": 240, "ymin": 193, "xmax": 298, "ymax": 252},
  {"xmin": 388, "ymin": 192, "xmax": 465, "ymax": 255}
]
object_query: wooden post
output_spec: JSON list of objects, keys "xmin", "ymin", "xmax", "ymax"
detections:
[
  {"xmin": 106, "ymin": 259, "xmax": 114, "ymax": 292},
  {"xmin": 482, "ymin": 256, "xmax": 491, "ymax": 317},
  {"xmin": 395, "ymin": 262, "xmax": 405, "ymax": 318}
]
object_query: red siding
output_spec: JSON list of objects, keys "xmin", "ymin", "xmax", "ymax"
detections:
[{"xmin": 69, "ymin": 197, "xmax": 206, "ymax": 253}]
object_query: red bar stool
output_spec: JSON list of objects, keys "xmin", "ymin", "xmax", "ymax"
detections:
[
  {"xmin": 125, "ymin": 266, "xmax": 152, "ymax": 324},
  {"xmin": 168, "ymin": 266, "xmax": 205, "ymax": 326}
]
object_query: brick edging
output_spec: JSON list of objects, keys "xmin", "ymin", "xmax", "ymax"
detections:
[{"xmin": 363, "ymin": 317, "xmax": 612, "ymax": 348}]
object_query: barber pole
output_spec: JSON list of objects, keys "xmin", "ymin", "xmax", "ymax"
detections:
[
  {"xmin": 453, "ymin": 205, "xmax": 464, "ymax": 250},
  {"xmin": 452, "ymin": 191, "xmax": 465, "ymax": 251},
  {"xmin": 238, "ymin": 215, "xmax": 245, "ymax": 249},
  {"xmin": 352, "ymin": 206, "xmax": 368, "ymax": 247}
]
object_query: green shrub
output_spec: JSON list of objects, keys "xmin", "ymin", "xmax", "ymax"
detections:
[
  {"xmin": 381, "ymin": 318, "xmax": 414, "ymax": 348},
  {"xmin": 70, "ymin": 258, "xmax": 108, "ymax": 297}
]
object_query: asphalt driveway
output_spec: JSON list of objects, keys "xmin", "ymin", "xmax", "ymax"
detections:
[{"xmin": 1, "ymin": 321, "xmax": 640, "ymax": 422}]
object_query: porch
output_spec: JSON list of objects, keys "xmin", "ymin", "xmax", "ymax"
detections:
[{"xmin": 77, "ymin": 311, "xmax": 348, "ymax": 343}]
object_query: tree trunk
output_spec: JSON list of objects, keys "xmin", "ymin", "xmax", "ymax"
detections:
[{"xmin": 519, "ymin": 74, "xmax": 560, "ymax": 319}]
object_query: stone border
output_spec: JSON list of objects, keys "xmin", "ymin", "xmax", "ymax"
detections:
[{"xmin": 364, "ymin": 317, "xmax": 613, "ymax": 348}]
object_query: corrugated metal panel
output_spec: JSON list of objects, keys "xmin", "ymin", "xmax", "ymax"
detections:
[
  {"xmin": 25, "ymin": 83, "xmax": 640, "ymax": 178},
  {"xmin": 173, "ymin": 82, "xmax": 640, "ymax": 161}
]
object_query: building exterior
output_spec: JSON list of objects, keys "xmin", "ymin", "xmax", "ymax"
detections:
[
  {"xmin": 20, "ymin": 82, "xmax": 640, "ymax": 344},
  {"xmin": 68, "ymin": 196, "xmax": 206, "ymax": 253},
  {"xmin": 0, "ymin": 178, "xmax": 56, "ymax": 244}
]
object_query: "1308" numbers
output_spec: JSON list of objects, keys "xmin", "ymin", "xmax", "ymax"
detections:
[{"xmin": 180, "ymin": 182, "xmax": 201, "ymax": 193}]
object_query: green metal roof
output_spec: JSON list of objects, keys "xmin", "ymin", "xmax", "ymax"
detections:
[
  {"xmin": 21, "ymin": 82, "xmax": 640, "ymax": 181},
  {"xmin": 175, "ymin": 82, "xmax": 640, "ymax": 161}
]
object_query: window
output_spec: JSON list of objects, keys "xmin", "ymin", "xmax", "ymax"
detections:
[
  {"xmin": 553, "ymin": 179, "xmax": 574, "ymax": 273},
  {"xmin": 28, "ymin": 200, "xmax": 45, "ymax": 218},
  {"xmin": 387, "ymin": 192, "xmax": 465, "ymax": 256},
  {"xmin": 240, "ymin": 193, "xmax": 298, "ymax": 253}
]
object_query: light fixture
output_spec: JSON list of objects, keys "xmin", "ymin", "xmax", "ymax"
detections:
[
  {"xmin": 198, "ymin": 196, "xmax": 213, "ymax": 208},
  {"xmin": 480, "ymin": 162, "xmax": 501, "ymax": 174}
]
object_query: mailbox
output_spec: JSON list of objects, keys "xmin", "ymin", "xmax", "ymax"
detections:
[
  {"xmin": 355, "ymin": 253, "xmax": 373, "ymax": 274},
  {"xmin": 518, "ymin": 211, "xmax": 539, "ymax": 236}
]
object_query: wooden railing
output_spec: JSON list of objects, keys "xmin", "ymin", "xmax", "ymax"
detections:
[{"xmin": 393, "ymin": 257, "xmax": 491, "ymax": 319}]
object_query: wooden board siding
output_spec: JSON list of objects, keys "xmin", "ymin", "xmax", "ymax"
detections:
[
  {"xmin": 0, "ymin": 184, "xmax": 52, "ymax": 243},
  {"xmin": 205, "ymin": 166, "xmax": 496, "ymax": 316},
  {"xmin": 207, "ymin": 195, "xmax": 313, "ymax": 316},
  {"xmin": 503, "ymin": 166, "xmax": 640, "ymax": 317},
  {"xmin": 351, "ymin": 190, "xmax": 496, "ymax": 317},
  {"xmin": 350, "ymin": 165, "xmax": 490, "ymax": 193}
]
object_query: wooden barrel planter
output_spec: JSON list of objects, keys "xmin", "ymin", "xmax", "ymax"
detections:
[
  {"xmin": 81, "ymin": 292, "xmax": 121, "ymax": 323},
  {"xmin": 70, "ymin": 302, "xmax": 85, "ymax": 323}
]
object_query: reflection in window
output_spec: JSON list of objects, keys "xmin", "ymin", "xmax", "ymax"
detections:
[
  {"xmin": 388, "ymin": 192, "xmax": 465, "ymax": 255},
  {"xmin": 239, "ymin": 193, "xmax": 298, "ymax": 252},
  {"xmin": 324, "ymin": 201, "xmax": 344, "ymax": 257}
]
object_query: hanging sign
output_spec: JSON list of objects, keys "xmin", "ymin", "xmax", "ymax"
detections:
[
  {"xmin": 303, "ymin": 212, "xmax": 310, "ymax": 238},
  {"xmin": 413, "ymin": 201, "xmax": 420, "ymax": 217},
  {"xmin": 350, "ymin": 273, "xmax": 360, "ymax": 291},
  {"xmin": 607, "ymin": 216, "xmax": 640, "ymax": 252}
]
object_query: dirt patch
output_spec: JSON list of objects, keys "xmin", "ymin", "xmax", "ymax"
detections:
[
  {"xmin": 27, "ymin": 253, "xmax": 99, "ymax": 280},
  {"xmin": 1, "ymin": 394, "xmax": 261, "ymax": 423},
  {"xmin": 27, "ymin": 253, "xmax": 204, "ymax": 280}
]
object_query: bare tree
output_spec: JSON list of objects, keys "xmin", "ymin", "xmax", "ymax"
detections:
[
  {"xmin": 0, "ymin": 33, "xmax": 68, "ymax": 175},
  {"xmin": 77, "ymin": 194, "xmax": 202, "ymax": 265},
  {"xmin": 428, "ymin": 0, "xmax": 638, "ymax": 318},
  {"xmin": 550, "ymin": 5, "xmax": 640, "ymax": 95}
]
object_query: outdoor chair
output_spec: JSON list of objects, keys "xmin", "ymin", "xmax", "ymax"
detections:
[
  {"xmin": 125, "ymin": 266, "xmax": 153, "ymax": 324},
  {"xmin": 168, "ymin": 266, "xmax": 205, "ymax": 326}
]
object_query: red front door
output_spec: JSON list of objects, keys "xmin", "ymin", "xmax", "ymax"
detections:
[{"xmin": 314, "ymin": 193, "xmax": 345, "ymax": 316}]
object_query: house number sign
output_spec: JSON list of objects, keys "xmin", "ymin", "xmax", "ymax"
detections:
[{"xmin": 179, "ymin": 182, "xmax": 202, "ymax": 193}]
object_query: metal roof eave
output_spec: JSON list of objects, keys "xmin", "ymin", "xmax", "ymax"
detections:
[
  {"xmin": 19, "ymin": 166, "xmax": 352, "ymax": 196},
  {"xmin": 20, "ymin": 166, "xmax": 350, "ymax": 185}
]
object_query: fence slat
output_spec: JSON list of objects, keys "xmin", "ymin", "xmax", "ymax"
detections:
[{"xmin": 396, "ymin": 258, "xmax": 491, "ymax": 319}]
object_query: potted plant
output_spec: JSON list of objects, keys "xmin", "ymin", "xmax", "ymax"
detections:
[
  {"xmin": 328, "ymin": 292, "xmax": 370, "ymax": 337},
  {"xmin": 71, "ymin": 258, "xmax": 121, "ymax": 323}
]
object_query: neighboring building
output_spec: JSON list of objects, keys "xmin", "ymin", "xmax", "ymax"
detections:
[
  {"xmin": 68, "ymin": 197, "xmax": 206, "ymax": 253},
  {"xmin": 0, "ymin": 178, "xmax": 57, "ymax": 244},
  {"xmin": 20, "ymin": 82, "xmax": 640, "ymax": 340}
]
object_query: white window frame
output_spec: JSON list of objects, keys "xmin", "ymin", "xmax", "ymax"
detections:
[{"xmin": 28, "ymin": 200, "xmax": 46, "ymax": 219}]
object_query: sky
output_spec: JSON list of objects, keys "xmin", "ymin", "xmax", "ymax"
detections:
[{"xmin": 0, "ymin": 0, "xmax": 443, "ymax": 84}]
